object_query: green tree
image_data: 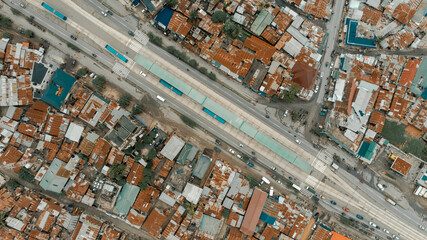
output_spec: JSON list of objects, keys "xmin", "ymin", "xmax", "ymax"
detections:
[
  {"xmin": 134, "ymin": 155, "xmax": 142, "ymax": 161},
  {"xmin": 132, "ymin": 103, "xmax": 144, "ymax": 115},
  {"xmin": 180, "ymin": 115, "xmax": 197, "ymax": 128},
  {"xmin": 77, "ymin": 68, "xmax": 87, "ymax": 77},
  {"xmin": 134, "ymin": 141, "xmax": 144, "ymax": 151},
  {"xmin": 67, "ymin": 43, "xmax": 79, "ymax": 51},
  {"xmin": 0, "ymin": 211, "xmax": 8, "ymax": 227},
  {"xmin": 18, "ymin": 168, "xmax": 34, "ymax": 183},
  {"xmin": 282, "ymin": 85, "xmax": 299, "ymax": 103},
  {"xmin": 25, "ymin": 16, "xmax": 34, "ymax": 24},
  {"xmin": 199, "ymin": 67, "xmax": 208, "ymax": 74},
  {"xmin": 211, "ymin": 11, "xmax": 227, "ymax": 23},
  {"xmin": 6, "ymin": 179, "xmax": 20, "ymax": 190},
  {"xmin": 166, "ymin": 46, "xmax": 177, "ymax": 55},
  {"xmin": 188, "ymin": 59, "xmax": 198, "ymax": 68},
  {"xmin": 242, "ymin": 155, "xmax": 249, "ymax": 161},
  {"xmin": 207, "ymin": 72, "xmax": 216, "ymax": 81},
  {"xmin": 143, "ymin": 167, "xmax": 153, "ymax": 178},
  {"xmin": 109, "ymin": 163, "xmax": 126, "ymax": 186},
  {"xmin": 245, "ymin": 175, "xmax": 258, "ymax": 188},
  {"xmin": 78, "ymin": 153, "xmax": 89, "ymax": 161},
  {"xmin": 147, "ymin": 149, "xmax": 157, "ymax": 160},
  {"xmin": 223, "ymin": 19, "xmax": 241, "ymax": 39},
  {"xmin": 271, "ymin": 95, "xmax": 280, "ymax": 103},
  {"xmin": 11, "ymin": 8, "xmax": 21, "ymax": 15},
  {"xmin": 147, "ymin": 32, "xmax": 163, "ymax": 46},
  {"xmin": 142, "ymin": 132, "xmax": 156, "ymax": 144},
  {"xmin": 222, "ymin": 208, "xmax": 230, "ymax": 218},
  {"xmin": 119, "ymin": 94, "xmax": 131, "ymax": 108},
  {"xmin": 164, "ymin": 0, "xmax": 178, "ymax": 8},
  {"xmin": 189, "ymin": 9, "xmax": 198, "ymax": 23},
  {"xmin": 92, "ymin": 76, "xmax": 106, "ymax": 91},
  {"xmin": 2, "ymin": 32, "xmax": 12, "ymax": 39},
  {"xmin": 0, "ymin": 14, "xmax": 12, "ymax": 28},
  {"xmin": 184, "ymin": 200, "xmax": 196, "ymax": 216},
  {"xmin": 24, "ymin": 30, "xmax": 34, "ymax": 38},
  {"xmin": 124, "ymin": 147, "xmax": 133, "ymax": 155},
  {"xmin": 139, "ymin": 177, "xmax": 150, "ymax": 190}
]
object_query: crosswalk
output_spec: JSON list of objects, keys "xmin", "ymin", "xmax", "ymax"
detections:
[
  {"xmin": 134, "ymin": 30, "xmax": 149, "ymax": 45},
  {"xmin": 112, "ymin": 62, "xmax": 130, "ymax": 78},
  {"xmin": 128, "ymin": 40, "xmax": 143, "ymax": 53}
]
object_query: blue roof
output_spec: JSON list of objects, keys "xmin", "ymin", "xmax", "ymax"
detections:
[
  {"xmin": 141, "ymin": 0, "xmax": 155, "ymax": 11},
  {"xmin": 192, "ymin": 155, "xmax": 211, "ymax": 179},
  {"xmin": 41, "ymin": 69, "xmax": 76, "ymax": 108},
  {"xmin": 259, "ymin": 211, "xmax": 276, "ymax": 225},
  {"xmin": 409, "ymin": 57, "xmax": 427, "ymax": 97},
  {"xmin": 155, "ymin": 8, "xmax": 174, "ymax": 27},
  {"xmin": 113, "ymin": 183, "xmax": 140, "ymax": 216},
  {"xmin": 345, "ymin": 19, "xmax": 376, "ymax": 48},
  {"xmin": 358, "ymin": 141, "xmax": 377, "ymax": 160}
]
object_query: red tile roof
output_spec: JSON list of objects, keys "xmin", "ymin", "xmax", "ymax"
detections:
[
  {"xmin": 66, "ymin": 177, "xmax": 90, "ymax": 201},
  {"xmin": 361, "ymin": 5, "xmax": 382, "ymax": 26},
  {"xmin": 240, "ymin": 188, "xmax": 268, "ymax": 236},
  {"xmin": 391, "ymin": 157, "xmax": 412, "ymax": 176},
  {"xmin": 369, "ymin": 111, "xmax": 386, "ymax": 133},
  {"xmin": 243, "ymin": 36, "xmax": 275, "ymax": 65},
  {"xmin": 398, "ymin": 59, "xmax": 420, "ymax": 88},
  {"xmin": 126, "ymin": 163, "xmax": 144, "ymax": 185},
  {"xmin": 291, "ymin": 62, "xmax": 317, "ymax": 89},
  {"xmin": 168, "ymin": 12, "xmax": 192, "ymax": 37},
  {"xmin": 101, "ymin": 226, "xmax": 121, "ymax": 240},
  {"xmin": 89, "ymin": 138, "xmax": 111, "ymax": 169},
  {"xmin": 389, "ymin": 96, "xmax": 409, "ymax": 119},
  {"xmin": 392, "ymin": 3, "xmax": 416, "ymax": 24},
  {"xmin": 304, "ymin": 0, "xmax": 330, "ymax": 18},
  {"xmin": 142, "ymin": 208, "xmax": 167, "ymax": 237},
  {"xmin": 133, "ymin": 186, "xmax": 159, "ymax": 213},
  {"xmin": 212, "ymin": 46, "xmax": 254, "ymax": 79},
  {"xmin": 126, "ymin": 208, "xmax": 145, "ymax": 227},
  {"xmin": 0, "ymin": 146, "xmax": 23, "ymax": 166}
]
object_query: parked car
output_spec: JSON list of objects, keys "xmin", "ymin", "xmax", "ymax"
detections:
[
  {"xmin": 383, "ymin": 228, "xmax": 390, "ymax": 234},
  {"xmin": 139, "ymin": 71, "xmax": 147, "ymax": 77},
  {"xmin": 320, "ymin": 112, "xmax": 326, "ymax": 116},
  {"xmin": 342, "ymin": 207, "xmax": 350, "ymax": 212},
  {"xmin": 215, "ymin": 139, "xmax": 222, "ymax": 145},
  {"xmin": 283, "ymin": 109, "xmax": 289, "ymax": 117},
  {"xmin": 276, "ymin": 180, "xmax": 282, "ymax": 184},
  {"xmin": 228, "ymin": 149, "xmax": 235, "ymax": 154},
  {"xmin": 369, "ymin": 221, "xmax": 377, "ymax": 227},
  {"xmin": 295, "ymin": 139, "xmax": 301, "ymax": 144},
  {"xmin": 106, "ymin": 9, "xmax": 113, "ymax": 15},
  {"xmin": 330, "ymin": 200, "xmax": 337, "ymax": 205},
  {"xmin": 70, "ymin": 35, "xmax": 77, "ymax": 40},
  {"xmin": 128, "ymin": 31, "xmax": 135, "ymax": 36},
  {"xmin": 236, "ymin": 154, "xmax": 243, "ymax": 159},
  {"xmin": 356, "ymin": 214, "xmax": 363, "ymax": 220},
  {"xmin": 246, "ymin": 161, "xmax": 254, "ymax": 167},
  {"xmin": 377, "ymin": 183, "xmax": 385, "ymax": 191},
  {"xmin": 101, "ymin": 11, "xmax": 107, "ymax": 16},
  {"xmin": 271, "ymin": 166, "xmax": 276, "ymax": 171},
  {"xmin": 239, "ymin": 143, "xmax": 244, "ymax": 147},
  {"xmin": 214, "ymin": 147, "xmax": 221, "ymax": 153}
]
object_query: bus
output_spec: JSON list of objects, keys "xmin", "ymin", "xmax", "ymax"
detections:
[
  {"xmin": 156, "ymin": 95, "xmax": 165, "ymax": 102},
  {"xmin": 292, "ymin": 184, "xmax": 302, "ymax": 191},
  {"xmin": 385, "ymin": 197, "xmax": 396, "ymax": 206}
]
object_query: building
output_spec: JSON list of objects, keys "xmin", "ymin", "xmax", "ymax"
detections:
[
  {"xmin": 192, "ymin": 155, "xmax": 211, "ymax": 179},
  {"xmin": 41, "ymin": 69, "xmax": 76, "ymax": 109},
  {"xmin": 391, "ymin": 157, "xmax": 412, "ymax": 176},
  {"xmin": 159, "ymin": 134, "xmax": 185, "ymax": 161},
  {"xmin": 142, "ymin": 208, "xmax": 167, "ymax": 237},
  {"xmin": 39, "ymin": 158, "xmax": 70, "ymax": 193},
  {"xmin": 113, "ymin": 183, "xmax": 140, "ymax": 216},
  {"xmin": 240, "ymin": 188, "xmax": 268, "ymax": 236}
]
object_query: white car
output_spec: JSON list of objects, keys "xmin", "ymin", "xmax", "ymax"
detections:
[
  {"xmin": 239, "ymin": 143, "xmax": 244, "ymax": 148},
  {"xmin": 283, "ymin": 110, "xmax": 288, "ymax": 117},
  {"xmin": 369, "ymin": 221, "xmax": 376, "ymax": 227},
  {"xmin": 229, "ymin": 149, "xmax": 235, "ymax": 154},
  {"xmin": 237, "ymin": 154, "xmax": 243, "ymax": 159},
  {"xmin": 140, "ymin": 71, "xmax": 147, "ymax": 77},
  {"xmin": 377, "ymin": 183, "xmax": 385, "ymax": 191},
  {"xmin": 383, "ymin": 228, "xmax": 389, "ymax": 234},
  {"xmin": 269, "ymin": 186, "xmax": 274, "ymax": 196},
  {"xmin": 101, "ymin": 11, "xmax": 107, "ymax": 17},
  {"xmin": 315, "ymin": 85, "xmax": 319, "ymax": 92},
  {"xmin": 295, "ymin": 139, "xmax": 301, "ymax": 144},
  {"xmin": 276, "ymin": 180, "xmax": 282, "ymax": 184}
]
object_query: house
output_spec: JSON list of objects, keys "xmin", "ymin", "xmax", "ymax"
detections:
[{"xmin": 39, "ymin": 158, "xmax": 70, "ymax": 193}]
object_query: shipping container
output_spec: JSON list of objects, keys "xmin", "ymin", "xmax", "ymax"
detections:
[
  {"xmin": 261, "ymin": 177, "xmax": 271, "ymax": 185},
  {"xmin": 292, "ymin": 184, "xmax": 302, "ymax": 191}
]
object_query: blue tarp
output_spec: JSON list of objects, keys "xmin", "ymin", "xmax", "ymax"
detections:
[
  {"xmin": 41, "ymin": 69, "xmax": 76, "ymax": 108},
  {"xmin": 155, "ymin": 8, "xmax": 174, "ymax": 28}
]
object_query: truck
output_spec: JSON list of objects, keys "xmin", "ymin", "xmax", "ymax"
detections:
[
  {"xmin": 414, "ymin": 186, "xmax": 423, "ymax": 196},
  {"xmin": 385, "ymin": 197, "xmax": 397, "ymax": 206},
  {"xmin": 292, "ymin": 184, "xmax": 301, "ymax": 191},
  {"xmin": 306, "ymin": 186, "xmax": 316, "ymax": 194},
  {"xmin": 331, "ymin": 163, "xmax": 339, "ymax": 170},
  {"xmin": 260, "ymin": 177, "xmax": 270, "ymax": 185}
]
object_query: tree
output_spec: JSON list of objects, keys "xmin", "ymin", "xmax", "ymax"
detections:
[
  {"xmin": 245, "ymin": 175, "xmax": 258, "ymax": 188},
  {"xmin": 67, "ymin": 43, "xmax": 79, "ymax": 51},
  {"xmin": 282, "ymin": 85, "xmax": 299, "ymax": 103},
  {"xmin": 18, "ymin": 168, "xmax": 34, "ymax": 183},
  {"xmin": 271, "ymin": 95, "xmax": 280, "ymax": 103},
  {"xmin": 189, "ymin": 9, "xmax": 198, "ymax": 23},
  {"xmin": 147, "ymin": 32, "xmax": 163, "ymax": 46},
  {"xmin": 211, "ymin": 11, "xmax": 227, "ymax": 23},
  {"xmin": 77, "ymin": 68, "xmax": 87, "ymax": 77},
  {"xmin": 134, "ymin": 141, "xmax": 144, "ymax": 151},
  {"xmin": 164, "ymin": 0, "xmax": 177, "ymax": 7},
  {"xmin": 92, "ymin": 76, "xmax": 106, "ymax": 91},
  {"xmin": 6, "ymin": 180, "xmax": 20, "ymax": 190},
  {"xmin": 188, "ymin": 59, "xmax": 198, "ymax": 68},
  {"xmin": 78, "ymin": 153, "xmax": 89, "ymax": 161},
  {"xmin": 223, "ymin": 19, "xmax": 241, "ymax": 39},
  {"xmin": 0, "ymin": 211, "xmax": 8, "ymax": 227},
  {"xmin": 119, "ymin": 94, "xmax": 131, "ymax": 108},
  {"xmin": 24, "ymin": 30, "xmax": 34, "ymax": 38},
  {"xmin": 139, "ymin": 177, "xmax": 150, "ymax": 190},
  {"xmin": 199, "ymin": 67, "xmax": 208, "ymax": 74},
  {"xmin": 0, "ymin": 14, "xmax": 12, "ymax": 28},
  {"xmin": 242, "ymin": 155, "xmax": 249, "ymax": 161},
  {"xmin": 124, "ymin": 147, "xmax": 133, "ymax": 155},
  {"xmin": 109, "ymin": 163, "xmax": 126, "ymax": 186},
  {"xmin": 142, "ymin": 132, "xmax": 156, "ymax": 144},
  {"xmin": 2, "ymin": 32, "xmax": 12, "ymax": 39},
  {"xmin": 11, "ymin": 8, "xmax": 21, "ymax": 15},
  {"xmin": 147, "ymin": 149, "xmax": 157, "ymax": 160},
  {"xmin": 222, "ymin": 208, "xmax": 230, "ymax": 218},
  {"xmin": 143, "ymin": 167, "xmax": 153, "ymax": 178},
  {"xmin": 207, "ymin": 72, "xmax": 216, "ymax": 81},
  {"xmin": 180, "ymin": 115, "xmax": 197, "ymax": 128},
  {"xmin": 132, "ymin": 103, "xmax": 144, "ymax": 115},
  {"xmin": 166, "ymin": 46, "xmax": 177, "ymax": 55},
  {"xmin": 184, "ymin": 200, "xmax": 196, "ymax": 216}
]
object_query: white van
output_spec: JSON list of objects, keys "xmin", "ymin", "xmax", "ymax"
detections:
[{"xmin": 156, "ymin": 95, "xmax": 165, "ymax": 102}]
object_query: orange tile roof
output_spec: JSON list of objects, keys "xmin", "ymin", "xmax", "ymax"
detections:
[
  {"xmin": 68, "ymin": 86, "xmax": 92, "ymax": 118},
  {"xmin": 66, "ymin": 177, "xmax": 90, "ymax": 201},
  {"xmin": 17, "ymin": 122, "xmax": 37, "ymax": 137},
  {"xmin": 198, "ymin": 14, "xmax": 224, "ymax": 36},
  {"xmin": 79, "ymin": 136, "xmax": 97, "ymax": 156},
  {"xmin": 398, "ymin": 59, "xmax": 420, "ymax": 88},
  {"xmin": 213, "ymin": 47, "xmax": 254, "ymax": 79},
  {"xmin": 392, "ymin": 3, "xmax": 416, "ymax": 24},
  {"xmin": 161, "ymin": 218, "xmax": 180, "ymax": 239},
  {"xmin": 331, "ymin": 231, "xmax": 352, "ymax": 240},
  {"xmin": 304, "ymin": 0, "xmax": 330, "ymax": 18},
  {"xmin": 369, "ymin": 111, "xmax": 386, "ymax": 133},
  {"xmin": 261, "ymin": 26, "xmax": 281, "ymax": 45},
  {"xmin": 35, "ymin": 210, "xmax": 55, "ymax": 232},
  {"xmin": 375, "ymin": 89, "xmax": 394, "ymax": 112},
  {"xmin": 126, "ymin": 208, "xmax": 145, "ymax": 227},
  {"xmin": 11, "ymin": 107, "xmax": 24, "ymax": 121},
  {"xmin": 89, "ymin": 138, "xmax": 111, "ymax": 169},
  {"xmin": 56, "ymin": 141, "xmax": 79, "ymax": 162},
  {"xmin": 142, "ymin": 208, "xmax": 167, "ymax": 237},
  {"xmin": 391, "ymin": 157, "xmax": 412, "ymax": 176},
  {"xmin": 44, "ymin": 114, "xmax": 71, "ymax": 137},
  {"xmin": 133, "ymin": 186, "xmax": 159, "ymax": 213},
  {"xmin": 101, "ymin": 226, "xmax": 121, "ymax": 240},
  {"xmin": 0, "ymin": 189, "xmax": 16, "ymax": 212},
  {"xmin": 126, "ymin": 163, "xmax": 144, "ymax": 185},
  {"xmin": 26, "ymin": 103, "xmax": 49, "ymax": 125},
  {"xmin": 159, "ymin": 159, "xmax": 174, "ymax": 178},
  {"xmin": 43, "ymin": 141, "xmax": 59, "ymax": 161},
  {"xmin": 0, "ymin": 146, "xmax": 23, "ymax": 165},
  {"xmin": 261, "ymin": 224, "xmax": 280, "ymax": 240},
  {"xmin": 272, "ymin": 11, "xmax": 292, "ymax": 36},
  {"xmin": 106, "ymin": 148, "xmax": 125, "ymax": 165},
  {"xmin": 199, "ymin": 36, "xmax": 222, "ymax": 62},
  {"xmin": 412, "ymin": 108, "xmax": 427, "ymax": 132},
  {"xmin": 29, "ymin": 229, "xmax": 50, "ymax": 240},
  {"xmin": 389, "ymin": 96, "xmax": 409, "ymax": 119},
  {"xmin": 260, "ymin": 71, "xmax": 285, "ymax": 97},
  {"xmin": 243, "ymin": 36, "xmax": 275, "ymax": 65},
  {"xmin": 227, "ymin": 228, "xmax": 243, "ymax": 240},
  {"xmin": 361, "ymin": 5, "xmax": 382, "ymax": 26},
  {"xmin": 168, "ymin": 12, "xmax": 192, "ymax": 37}
]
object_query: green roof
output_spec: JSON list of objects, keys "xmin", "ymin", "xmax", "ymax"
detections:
[
  {"xmin": 239, "ymin": 122, "xmax": 258, "ymax": 138},
  {"xmin": 192, "ymin": 155, "xmax": 211, "ymax": 179},
  {"xmin": 107, "ymin": 131, "xmax": 124, "ymax": 146},
  {"xmin": 188, "ymin": 88, "xmax": 207, "ymax": 104},
  {"xmin": 39, "ymin": 158, "xmax": 68, "ymax": 193},
  {"xmin": 409, "ymin": 57, "xmax": 427, "ymax": 96},
  {"xmin": 358, "ymin": 141, "xmax": 377, "ymax": 161},
  {"xmin": 250, "ymin": 10, "xmax": 275, "ymax": 35},
  {"xmin": 150, "ymin": 64, "xmax": 192, "ymax": 95},
  {"xmin": 41, "ymin": 69, "xmax": 76, "ymax": 108},
  {"xmin": 135, "ymin": 54, "xmax": 154, "ymax": 70},
  {"xmin": 113, "ymin": 183, "xmax": 139, "ymax": 216},
  {"xmin": 199, "ymin": 214, "xmax": 221, "ymax": 235},
  {"xmin": 176, "ymin": 143, "xmax": 193, "ymax": 165},
  {"xmin": 119, "ymin": 116, "xmax": 137, "ymax": 133}
]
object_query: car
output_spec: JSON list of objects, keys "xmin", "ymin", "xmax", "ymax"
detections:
[
  {"xmin": 419, "ymin": 225, "xmax": 426, "ymax": 230},
  {"xmin": 128, "ymin": 31, "xmax": 135, "ymax": 36},
  {"xmin": 101, "ymin": 11, "xmax": 107, "ymax": 16},
  {"xmin": 356, "ymin": 214, "xmax": 363, "ymax": 220},
  {"xmin": 215, "ymin": 139, "xmax": 222, "ymax": 145},
  {"xmin": 320, "ymin": 112, "xmax": 326, "ymax": 116},
  {"xmin": 369, "ymin": 222, "xmax": 377, "ymax": 227},
  {"xmin": 269, "ymin": 186, "xmax": 274, "ymax": 196},
  {"xmin": 283, "ymin": 110, "xmax": 289, "ymax": 117},
  {"xmin": 70, "ymin": 35, "xmax": 77, "ymax": 40},
  {"xmin": 322, "ymin": 105, "xmax": 328, "ymax": 109},
  {"xmin": 246, "ymin": 161, "xmax": 254, "ymax": 167},
  {"xmin": 228, "ymin": 149, "xmax": 235, "ymax": 154},
  {"xmin": 106, "ymin": 9, "xmax": 113, "ymax": 15},
  {"xmin": 89, "ymin": 73, "xmax": 96, "ymax": 78},
  {"xmin": 377, "ymin": 183, "xmax": 385, "ymax": 191},
  {"xmin": 139, "ymin": 71, "xmax": 147, "ymax": 77},
  {"xmin": 361, "ymin": 223, "xmax": 369, "ymax": 228},
  {"xmin": 315, "ymin": 85, "xmax": 319, "ymax": 93},
  {"xmin": 276, "ymin": 180, "xmax": 282, "ymax": 184},
  {"xmin": 330, "ymin": 200, "xmax": 337, "ymax": 205},
  {"xmin": 265, "ymin": 115, "xmax": 270, "ymax": 118},
  {"xmin": 92, "ymin": 53, "xmax": 97, "ymax": 58},
  {"xmin": 214, "ymin": 147, "xmax": 221, "ymax": 152},
  {"xmin": 271, "ymin": 166, "xmax": 276, "ymax": 171},
  {"xmin": 72, "ymin": 60, "xmax": 76, "ymax": 65},
  {"xmin": 383, "ymin": 228, "xmax": 390, "ymax": 234},
  {"xmin": 239, "ymin": 143, "xmax": 244, "ymax": 147},
  {"xmin": 342, "ymin": 207, "xmax": 350, "ymax": 212},
  {"xmin": 237, "ymin": 154, "xmax": 243, "ymax": 159},
  {"xmin": 295, "ymin": 139, "xmax": 301, "ymax": 144},
  {"xmin": 20, "ymin": 3, "xmax": 26, "ymax": 8}
]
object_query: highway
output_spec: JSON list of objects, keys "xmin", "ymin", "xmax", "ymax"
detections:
[{"xmin": 13, "ymin": 1, "xmax": 427, "ymax": 239}]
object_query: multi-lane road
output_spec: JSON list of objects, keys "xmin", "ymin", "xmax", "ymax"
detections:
[{"xmin": 8, "ymin": 1, "xmax": 426, "ymax": 239}]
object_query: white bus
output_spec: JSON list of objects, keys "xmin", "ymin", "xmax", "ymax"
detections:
[
  {"xmin": 385, "ymin": 197, "xmax": 396, "ymax": 206},
  {"xmin": 156, "ymin": 95, "xmax": 165, "ymax": 102},
  {"xmin": 292, "ymin": 184, "xmax": 302, "ymax": 191}
]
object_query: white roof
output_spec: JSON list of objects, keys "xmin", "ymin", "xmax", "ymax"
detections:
[
  {"xmin": 287, "ymin": 26, "xmax": 309, "ymax": 46},
  {"xmin": 366, "ymin": 0, "xmax": 380, "ymax": 9},
  {"xmin": 352, "ymin": 87, "xmax": 372, "ymax": 116},
  {"xmin": 65, "ymin": 122, "xmax": 84, "ymax": 142},
  {"xmin": 181, "ymin": 183, "xmax": 203, "ymax": 205},
  {"xmin": 160, "ymin": 135, "xmax": 185, "ymax": 161},
  {"xmin": 333, "ymin": 79, "xmax": 346, "ymax": 102},
  {"xmin": 344, "ymin": 129, "xmax": 358, "ymax": 141},
  {"xmin": 6, "ymin": 217, "xmax": 25, "ymax": 231},
  {"xmin": 283, "ymin": 37, "xmax": 303, "ymax": 57}
]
